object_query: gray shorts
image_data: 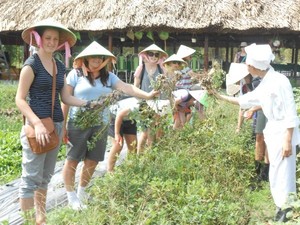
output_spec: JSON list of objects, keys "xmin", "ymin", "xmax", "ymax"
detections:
[
  {"xmin": 19, "ymin": 122, "xmax": 63, "ymax": 199},
  {"xmin": 255, "ymin": 110, "xmax": 267, "ymax": 134},
  {"xmin": 66, "ymin": 121, "xmax": 108, "ymax": 162}
]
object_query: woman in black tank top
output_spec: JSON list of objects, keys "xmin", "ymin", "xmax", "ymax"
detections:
[{"xmin": 15, "ymin": 19, "xmax": 89, "ymax": 225}]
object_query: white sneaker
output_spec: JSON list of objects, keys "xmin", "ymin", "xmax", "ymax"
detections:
[
  {"xmin": 67, "ymin": 191, "xmax": 87, "ymax": 211},
  {"xmin": 77, "ymin": 188, "xmax": 91, "ymax": 203},
  {"xmin": 68, "ymin": 199, "xmax": 82, "ymax": 211}
]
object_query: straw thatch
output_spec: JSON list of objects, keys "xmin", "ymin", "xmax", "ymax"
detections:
[{"xmin": 0, "ymin": 0, "xmax": 300, "ymax": 34}]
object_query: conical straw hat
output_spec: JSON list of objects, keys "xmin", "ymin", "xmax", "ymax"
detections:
[
  {"xmin": 189, "ymin": 90, "xmax": 208, "ymax": 107},
  {"xmin": 74, "ymin": 41, "xmax": 116, "ymax": 60},
  {"xmin": 226, "ymin": 83, "xmax": 240, "ymax": 96},
  {"xmin": 139, "ymin": 44, "xmax": 168, "ymax": 58},
  {"xmin": 22, "ymin": 18, "xmax": 76, "ymax": 48},
  {"xmin": 110, "ymin": 97, "xmax": 139, "ymax": 115},
  {"xmin": 163, "ymin": 54, "xmax": 187, "ymax": 66},
  {"xmin": 226, "ymin": 63, "xmax": 249, "ymax": 85},
  {"xmin": 176, "ymin": 45, "xmax": 196, "ymax": 59}
]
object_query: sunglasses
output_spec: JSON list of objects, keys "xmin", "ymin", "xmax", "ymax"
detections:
[
  {"xmin": 147, "ymin": 52, "xmax": 160, "ymax": 58},
  {"xmin": 171, "ymin": 61, "xmax": 181, "ymax": 65}
]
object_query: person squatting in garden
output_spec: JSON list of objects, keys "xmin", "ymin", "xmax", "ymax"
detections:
[
  {"xmin": 211, "ymin": 43, "xmax": 300, "ymax": 223},
  {"xmin": 172, "ymin": 88, "xmax": 207, "ymax": 129},
  {"xmin": 61, "ymin": 41, "xmax": 159, "ymax": 210},
  {"xmin": 107, "ymin": 97, "xmax": 139, "ymax": 172}
]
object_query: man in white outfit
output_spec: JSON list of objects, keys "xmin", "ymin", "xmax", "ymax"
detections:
[{"xmin": 212, "ymin": 43, "xmax": 300, "ymax": 223}]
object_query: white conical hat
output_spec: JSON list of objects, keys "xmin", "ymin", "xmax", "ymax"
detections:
[
  {"xmin": 226, "ymin": 63, "xmax": 249, "ymax": 85},
  {"xmin": 109, "ymin": 97, "xmax": 139, "ymax": 115},
  {"xmin": 139, "ymin": 44, "xmax": 168, "ymax": 58},
  {"xmin": 176, "ymin": 45, "xmax": 196, "ymax": 59},
  {"xmin": 189, "ymin": 90, "xmax": 208, "ymax": 107},
  {"xmin": 163, "ymin": 54, "xmax": 187, "ymax": 66},
  {"xmin": 226, "ymin": 83, "xmax": 240, "ymax": 96},
  {"xmin": 146, "ymin": 99, "xmax": 170, "ymax": 116},
  {"xmin": 74, "ymin": 41, "xmax": 116, "ymax": 60},
  {"xmin": 22, "ymin": 18, "xmax": 77, "ymax": 48}
]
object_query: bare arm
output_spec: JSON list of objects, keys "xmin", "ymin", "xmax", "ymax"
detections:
[
  {"xmin": 244, "ymin": 105, "xmax": 262, "ymax": 120},
  {"xmin": 114, "ymin": 108, "xmax": 131, "ymax": 145},
  {"xmin": 212, "ymin": 89, "xmax": 240, "ymax": 105},
  {"xmin": 114, "ymin": 80, "xmax": 159, "ymax": 100},
  {"xmin": 15, "ymin": 66, "xmax": 43, "ymax": 126},
  {"xmin": 15, "ymin": 66, "xmax": 50, "ymax": 145},
  {"xmin": 236, "ymin": 108, "xmax": 245, "ymax": 133},
  {"xmin": 61, "ymin": 84, "xmax": 74, "ymax": 143},
  {"xmin": 282, "ymin": 128, "xmax": 293, "ymax": 158},
  {"xmin": 61, "ymin": 85, "xmax": 73, "ymax": 124},
  {"xmin": 133, "ymin": 76, "xmax": 141, "ymax": 88},
  {"xmin": 60, "ymin": 75, "xmax": 88, "ymax": 107}
]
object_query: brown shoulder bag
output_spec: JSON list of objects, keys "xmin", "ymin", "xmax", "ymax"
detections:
[{"xmin": 24, "ymin": 59, "xmax": 60, "ymax": 154}]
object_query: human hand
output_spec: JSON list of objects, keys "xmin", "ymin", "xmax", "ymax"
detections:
[
  {"xmin": 147, "ymin": 89, "xmax": 160, "ymax": 99},
  {"xmin": 85, "ymin": 100, "xmax": 103, "ymax": 109},
  {"xmin": 115, "ymin": 133, "xmax": 123, "ymax": 146},
  {"xmin": 34, "ymin": 121, "xmax": 51, "ymax": 146},
  {"xmin": 244, "ymin": 109, "xmax": 254, "ymax": 120},
  {"xmin": 62, "ymin": 127, "xmax": 68, "ymax": 144},
  {"xmin": 282, "ymin": 140, "xmax": 292, "ymax": 159}
]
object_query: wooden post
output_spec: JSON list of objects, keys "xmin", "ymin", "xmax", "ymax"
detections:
[
  {"xmin": 225, "ymin": 44, "xmax": 229, "ymax": 72},
  {"xmin": 204, "ymin": 35, "xmax": 209, "ymax": 72},
  {"xmin": 294, "ymin": 47, "xmax": 298, "ymax": 77}
]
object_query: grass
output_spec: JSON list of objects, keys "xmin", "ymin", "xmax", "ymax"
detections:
[
  {"xmin": 46, "ymin": 99, "xmax": 280, "ymax": 225},
  {"xmin": 1, "ymin": 81, "xmax": 300, "ymax": 224}
]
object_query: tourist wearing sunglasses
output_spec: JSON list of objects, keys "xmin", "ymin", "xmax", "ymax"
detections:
[{"xmin": 133, "ymin": 44, "xmax": 168, "ymax": 153}]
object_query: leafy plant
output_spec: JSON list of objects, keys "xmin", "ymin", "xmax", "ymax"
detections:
[
  {"xmin": 73, "ymin": 91, "xmax": 121, "ymax": 150},
  {"xmin": 47, "ymin": 99, "xmax": 257, "ymax": 225}
]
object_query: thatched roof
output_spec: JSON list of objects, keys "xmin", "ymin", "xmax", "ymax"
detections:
[
  {"xmin": 0, "ymin": 0, "xmax": 300, "ymax": 34},
  {"xmin": 0, "ymin": 0, "xmax": 300, "ymax": 49}
]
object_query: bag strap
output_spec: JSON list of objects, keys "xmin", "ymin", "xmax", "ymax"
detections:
[
  {"xmin": 140, "ymin": 62, "xmax": 145, "ymax": 87},
  {"xmin": 23, "ymin": 58, "xmax": 57, "ymax": 125},
  {"xmin": 51, "ymin": 58, "xmax": 56, "ymax": 119}
]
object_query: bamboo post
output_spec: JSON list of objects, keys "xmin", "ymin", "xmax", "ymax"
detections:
[
  {"xmin": 204, "ymin": 35, "xmax": 209, "ymax": 72},
  {"xmin": 294, "ymin": 47, "xmax": 298, "ymax": 77}
]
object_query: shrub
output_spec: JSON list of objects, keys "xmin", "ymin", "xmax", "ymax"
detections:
[{"xmin": 48, "ymin": 98, "xmax": 256, "ymax": 225}]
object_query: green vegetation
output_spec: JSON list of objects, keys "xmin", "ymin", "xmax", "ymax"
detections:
[
  {"xmin": 46, "ymin": 98, "xmax": 276, "ymax": 225},
  {"xmin": 0, "ymin": 81, "xmax": 66, "ymax": 184},
  {"xmin": 1, "ymin": 81, "xmax": 300, "ymax": 224},
  {"xmin": 0, "ymin": 81, "xmax": 23, "ymax": 183}
]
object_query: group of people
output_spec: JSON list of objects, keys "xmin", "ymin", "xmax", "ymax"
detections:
[
  {"xmin": 15, "ymin": 18, "xmax": 207, "ymax": 224},
  {"xmin": 15, "ymin": 17, "xmax": 299, "ymax": 224},
  {"xmin": 216, "ymin": 42, "xmax": 300, "ymax": 223}
]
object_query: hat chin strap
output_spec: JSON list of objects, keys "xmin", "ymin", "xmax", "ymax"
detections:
[
  {"xmin": 56, "ymin": 42, "xmax": 71, "ymax": 67},
  {"xmin": 30, "ymin": 31, "xmax": 72, "ymax": 67},
  {"xmin": 80, "ymin": 57, "xmax": 111, "ymax": 76},
  {"xmin": 30, "ymin": 31, "xmax": 42, "ymax": 47}
]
